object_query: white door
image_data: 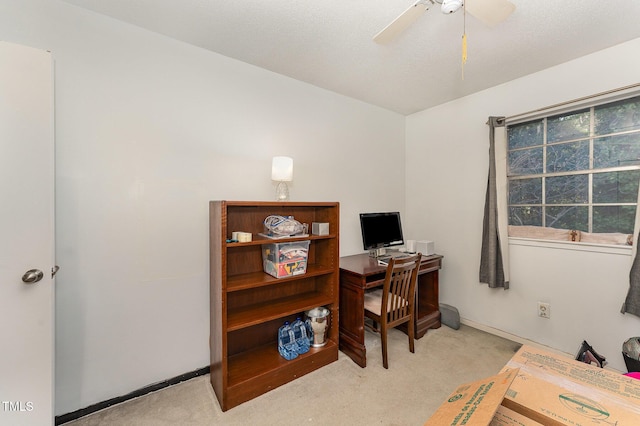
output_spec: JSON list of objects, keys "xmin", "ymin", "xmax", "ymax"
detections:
[{"xmin": 0, "ymin": 41, "xmax": 55, "ymax": 425}]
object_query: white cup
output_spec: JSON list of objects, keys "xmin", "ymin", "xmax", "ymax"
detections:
[{"xmin": 406, "ymin": 240, "xmax": 416, "ymax": 252}]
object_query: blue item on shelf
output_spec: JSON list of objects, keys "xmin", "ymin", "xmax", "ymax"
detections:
[
  {"xmin": 277, "ymin": 321, "xmax": 299, "ymax": 360},
  {"xmin": 291, "ymin": 317, "xmax": 311, "ymax": 354}
]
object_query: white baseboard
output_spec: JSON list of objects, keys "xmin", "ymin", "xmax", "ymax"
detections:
[
  {"xmin": 460, "ymin": 317, "xmax": 624, "ymax": 373},
  {"xmin": 460, "ymin": 318, "xmax": 574, "ymax": 358}
]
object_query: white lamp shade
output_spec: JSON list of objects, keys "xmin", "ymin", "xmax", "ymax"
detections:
[{"xmin": 271, "ymin": 156, "xmax": 293, "ymax": 181}]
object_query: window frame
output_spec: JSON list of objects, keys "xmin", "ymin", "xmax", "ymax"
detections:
[{"xmin": 505, "ymin": 89, "xmax": 640, "ymax": 247}]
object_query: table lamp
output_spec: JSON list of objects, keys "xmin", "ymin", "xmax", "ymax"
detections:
[{"xmin": 272, "ymin": 156, "xmax": 293, "ymax": 201}]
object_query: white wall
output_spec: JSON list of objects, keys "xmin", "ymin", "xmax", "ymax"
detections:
[
  {"xmin": 406, "ymin": 38, "xmax": 640, "ymax": 373},
  {"xmin": 1, "ymin": 0, "xmax": 405, "ymax": 415},
  {"xmin": 5, "ymin": 0, "xmax": 640, "ymax": 416}
]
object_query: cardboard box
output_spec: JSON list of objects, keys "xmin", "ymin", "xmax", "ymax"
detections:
[
  {"xmin": 424, "ymin": 369, "xmax": 519, "ymax": 425},
  {"xmin": 425, "ymin": 345, "xmax": 640, "ymax": 426},
  {"xmin": 261, "ymin": 240, "xmax": 309, "ymax": 278},
  {"xmin": 490, "ymin": 405, "xmax": 543, "ymax": 426},
  {"xmin": 500, "ymin": 345, "xmax": 640, "ymax": 425}
]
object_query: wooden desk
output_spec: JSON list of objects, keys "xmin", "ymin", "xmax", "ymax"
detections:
[{"xmin": 339, "ymin": 253, "xmax": 443, "ymax": 368}]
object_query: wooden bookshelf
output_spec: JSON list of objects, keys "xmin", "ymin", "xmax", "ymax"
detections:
[{"xmin": 209, "ymin": 201, "xmax": 339, "ymax": 411}]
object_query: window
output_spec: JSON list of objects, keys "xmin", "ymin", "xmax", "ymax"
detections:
[{"xmin": 507, "ymin": 95, "xmax": 640, "ymax": 244}]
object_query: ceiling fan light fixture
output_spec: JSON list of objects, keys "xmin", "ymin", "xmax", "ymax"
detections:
[{"xmin": 441, "ymin": 0, "xmax": 463, "ymax": 14}]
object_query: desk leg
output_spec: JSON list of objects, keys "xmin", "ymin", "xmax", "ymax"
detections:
[{"xmin": 339, "ymin": 273, "xmax": 367, "ymax": 368}]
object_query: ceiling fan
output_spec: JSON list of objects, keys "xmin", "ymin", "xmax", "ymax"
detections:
[{"xmin": 373, "ymin": 0, "xmax": 515, "ymax": 44}]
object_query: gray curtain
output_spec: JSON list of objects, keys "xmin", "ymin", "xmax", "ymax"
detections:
[
  {"xmin": 622, "ymin": 245, "xmax": 640, "ymax": 317},
  {"xmin": 621, "ymin": 176, "xmax": 640, "ymax": 317},
  {"xmin": 479, "ymin": 116, "xmax": 509, "ymax": 289}
]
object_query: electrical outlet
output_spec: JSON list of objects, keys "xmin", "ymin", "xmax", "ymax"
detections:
[{"xmin": 538, "ymin": 302, "xmax": 550, "ymax": 319}]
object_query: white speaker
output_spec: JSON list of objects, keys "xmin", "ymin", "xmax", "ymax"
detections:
[{"xmin": 416, "ymin": 240, "xmax": 435, "ymax": 255}]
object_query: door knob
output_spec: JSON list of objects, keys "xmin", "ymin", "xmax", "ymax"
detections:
[{"xmin": 22, "ymin": 269, "xmax": 44, "ymax": 284}]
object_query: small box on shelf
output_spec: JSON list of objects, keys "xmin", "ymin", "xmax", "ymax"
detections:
[
  {"xmin": 262, "ymin": 240, "xmax": 310, "ymax": 278},
  {"xmin": 311, "ymin": 222, "xmax": 329, "ymax": 236}
]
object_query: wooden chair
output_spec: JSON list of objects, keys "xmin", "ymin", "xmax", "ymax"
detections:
[{"xmin": 363, "ymin": 253, "xmax": 422, "ymax": 369}]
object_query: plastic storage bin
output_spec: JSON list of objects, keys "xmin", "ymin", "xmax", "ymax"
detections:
[{"xmin": 262, "ymin": 240, "xmax": 310, "ymax": 278}]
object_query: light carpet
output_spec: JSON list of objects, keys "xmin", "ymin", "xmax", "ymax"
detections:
[{"xmin": 64, "ymin": 324, "xmax": 520, "ymax": 425}]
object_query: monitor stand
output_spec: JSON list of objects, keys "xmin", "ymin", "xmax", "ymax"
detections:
[
  {"xmin": 369, "ymin": 248, "xmax": 386, "ymax": 258},
  {"xmin": 368, "ymin": 248, "xmax": 404, "ymax": 258}
]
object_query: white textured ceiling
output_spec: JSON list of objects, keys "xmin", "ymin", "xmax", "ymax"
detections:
[{"xmin": 60, "ymin": 0, "xmax": 640, "ymax": 115}]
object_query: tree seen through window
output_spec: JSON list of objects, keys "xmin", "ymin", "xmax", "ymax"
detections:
[{"xmin": 507, "ymin": 95, "xmax": 640, "ymax": 237}]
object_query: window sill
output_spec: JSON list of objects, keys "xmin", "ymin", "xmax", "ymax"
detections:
[{"xmin": 509, "ymin": 237, "xmax": 633, "ymax": 256}]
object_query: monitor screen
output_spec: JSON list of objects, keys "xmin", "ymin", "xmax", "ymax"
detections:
[{"xmin": 359, "ymin": 212, "xmax": 404, "ymax": 250}]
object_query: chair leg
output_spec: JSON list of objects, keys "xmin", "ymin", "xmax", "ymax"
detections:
[
  {"xmin": 408, "ymin": 319, "xmax": 415, "ymax": 354},
  {"xmin": 381, "ymin": 325, "xmax": 389, "ymax": 369}
]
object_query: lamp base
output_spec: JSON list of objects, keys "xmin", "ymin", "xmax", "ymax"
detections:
[{"xmin": 275, "ymin": 181, "xmax": 289, "ymax": 201}]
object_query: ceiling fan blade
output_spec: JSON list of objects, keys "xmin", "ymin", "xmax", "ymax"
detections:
[
  {"xmin": 466, "ymin": 0, "xmax": 515, "ymax": 27},
  {"xmin": 373, "ymin": 1, "xmax": 431, "ymax": 44}
]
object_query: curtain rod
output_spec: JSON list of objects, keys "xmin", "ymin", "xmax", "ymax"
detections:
[{"xmin": 505, "ymin": 82, "xmax": 640, "ymax": 122}]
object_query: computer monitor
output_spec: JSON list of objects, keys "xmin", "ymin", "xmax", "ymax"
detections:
[{"xmin": 359, "ymin": 212, "xmax": 405, "ymax": 251}]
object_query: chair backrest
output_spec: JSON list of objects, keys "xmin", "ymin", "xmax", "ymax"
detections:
[{"xmin": 381, "ymin": 253, "xmax": 422, "ymax": 325}]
